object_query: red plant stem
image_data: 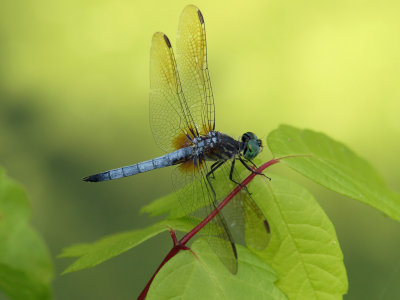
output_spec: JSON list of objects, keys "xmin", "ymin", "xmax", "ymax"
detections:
[
  {"xmin": 138, "ymin": 157, "xmax": 287, "ymax": 299},
  {"xmin": 137, "ymin": 247, "xmax": 180, "ymax": 300},
  {"xmin": 180, "ymin": 157, "xmax": 280, "ymax": 245}
]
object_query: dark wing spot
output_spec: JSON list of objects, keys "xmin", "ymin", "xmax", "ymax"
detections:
[
  {"xmin": 163, "ymin": 34, "xmax": 171, "ymax": 48},
  {"xmin": 263, "ymin": 219, "xmax": 271, "ymax": 234},
  {"xmin": 197, "ymin": 9, "xmax": 204, "ymax": 24},
  {"xmin": 231, "ymin": 242, "xmax": 238, "ymax": 259}
]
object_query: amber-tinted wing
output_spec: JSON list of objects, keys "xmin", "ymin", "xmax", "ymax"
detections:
[
  {"xmin": 150, "ymin": 5, "xmax": 214, "ymax": 151},
  {"xmin": 150, "ymin": 32, "xmax": 198, "ymax": 152},
  {"xmin": 176, "ymin": 5, "xmax": 215, "ymax": 135}
]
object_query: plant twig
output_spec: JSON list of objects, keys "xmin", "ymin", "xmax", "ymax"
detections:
[{"xmin": 138, "ymin": 155, "xmax": 304, "ymax": 299}]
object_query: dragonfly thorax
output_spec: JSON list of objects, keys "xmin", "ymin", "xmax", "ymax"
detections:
[{"xmin": 193, "ymin": 131, "xmax": 240, "ymax": 161}]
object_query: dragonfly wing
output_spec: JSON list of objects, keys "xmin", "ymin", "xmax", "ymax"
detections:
[
  {"xmin": 172, "ymin": 161, "xmax": 238, "ymax": 274},
  {"xmin": 176, "ymin": 5, "xmax": 215, "ymax": 134},
  {"xmin": 210, "ymin": 161, "xmax": 270, "ymax": 251},
  {"xmin": 150, "ymin": 6, "xmax": 214, "ymax": 152},
  {"xmin": 150, "ymin": 32, "xmax": 197, "ymax": 152},
  {"xmin": 243, "ymin": 192, "xmax": 271, "ymax": 250},
  {"xmin": 172, "ymin": 159, "xmax": 269, "ymax": 273}
]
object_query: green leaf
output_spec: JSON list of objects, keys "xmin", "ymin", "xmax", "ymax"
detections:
[
  {"xmin": 252, "ymin": 174, "xmax": 347, "ymax": 299},
  {"xmin": 147, "ymin": 238, "xmax": 287, "ymax": 300},
  {"xmin": 0, "ymin": 168, "xmax": 53, "ymax": 300},
  {"xmin": 0, "ymin": 264, "xmax": 50, "ymax": 300},
  {"xmin": 140, "ymin": 191, "xmax": 184, "ymax": 218},
  {"xmin": 60, "ymin": 218, "xmax": 194, "ymax": 274},
  {"xmin": 268, "ymin": 125, "xmax": 400, "ymax": 221}
]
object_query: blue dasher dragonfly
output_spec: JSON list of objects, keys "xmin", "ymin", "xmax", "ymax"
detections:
[{"xmin": 84, "ymin": 5, "xmax": 269, "ymax": 274}]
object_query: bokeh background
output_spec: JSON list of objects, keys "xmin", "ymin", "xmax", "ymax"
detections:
[{"xmin": 1, "ymin": 0, "xmax": 399, "ymax": 299}]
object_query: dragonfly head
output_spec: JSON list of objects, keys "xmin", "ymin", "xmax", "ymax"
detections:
[{"xmin": 241, "ymin": 132, "xmax": 263, "ymax": 160}]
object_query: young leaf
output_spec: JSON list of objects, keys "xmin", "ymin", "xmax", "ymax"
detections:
[
  {"xmin": 140, "ymin": 191, "xmax": 184, "ymax": 218},
  {"xmin": 147, "ymin": 238, "xmax": 287, "ymax": 300},
  {"xmin": 268, "ymin": 125, "xmax": 400, "ymax": 222},
  {"xmin": 0, "ymin": 168, "xmax": 53, "ymax": 300},
  {"xmin": 251, "ymin": 174, "xmax": 348, "ymax": 299},
  {"xmin": 60, "ymin": 218, "xmax": 194, "ymax": 274}
]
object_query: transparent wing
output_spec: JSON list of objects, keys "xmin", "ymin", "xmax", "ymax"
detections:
[
  {"xmin": 176, "ymin": 5, "xmax": 215, "ymax": 134},
  {"xmin": 212, "ymin": 161, "xmax": 270, "ymax": 251},
  {"xmin": 172, "ymin": 161, "xmax": 237, "ymax": 274},
  {"xmin": 150, "ymin": 6, "xmax": 214, "ymax": 152},
  {"xmin": 149, "ymin": 32, "xmax": 197, "ymax": 152},
  {"xmin": 172, "ymin": 159, "xmax": 270, "ymax": 274}
]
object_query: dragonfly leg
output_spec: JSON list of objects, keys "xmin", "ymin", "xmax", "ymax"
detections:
[
  {"xmin": 246, "ymin": 159, "xmax": 271, "ymax": 179},
  {"xmin": 206, "ymin": 160, "xmax": 225, "ymax": 199},
  {"xmin": 238, "ymin": 156, "xmax": 271, "ymax": 181},
  {"xmin": 229, "ymin": 158, "xmax": 251, "ymax": 194},
  {"xmin": 246, "ymin": 158, "xmax": 258, "ymax": 169},
  {"xmin": 209, "ymin": 161, "xmax": 221, "ymax": 179}
]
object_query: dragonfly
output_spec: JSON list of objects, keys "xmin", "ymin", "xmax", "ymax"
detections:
[{"xmin": 84, "ymin": 5, "xmax": 270, "ymax": 274}]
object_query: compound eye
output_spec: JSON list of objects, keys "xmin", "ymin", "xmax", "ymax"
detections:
[
  {"xmin": 244, "ymin": 140, "xmax": 260, "ymax": 159},
  {"xmin": 242, "ymin": 132, "xmax": 256, "ymax": 143},
  {"xmin": 248, "ymin": 144, "xmax": 254, "ymax": 153}
]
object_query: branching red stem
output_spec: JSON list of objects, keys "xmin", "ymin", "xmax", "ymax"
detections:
[{"xmin": 138, "ymin": 155, "xmax": 301, "ymax": 299}]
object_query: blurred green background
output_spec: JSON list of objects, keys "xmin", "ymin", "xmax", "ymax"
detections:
[{"xmin": 1, "ymin": 0, "xmax": 399, "ymax": 299}]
